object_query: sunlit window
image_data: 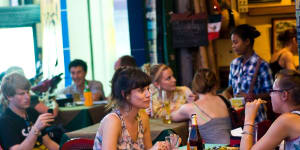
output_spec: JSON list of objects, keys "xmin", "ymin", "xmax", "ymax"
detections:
[{"xmin": 0, "ymin": 27, "xmax": 36, "ymax": 79}]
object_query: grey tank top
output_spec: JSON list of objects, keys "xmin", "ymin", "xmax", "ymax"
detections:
[{"xmin": 192, "ymin": 103, "xmax": 231, "ymax": 144}]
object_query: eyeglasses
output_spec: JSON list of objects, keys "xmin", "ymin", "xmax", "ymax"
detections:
[
  {"xmin": 269, "ymin": 88, "xmax": 292, "ymax": 94},
  {"xmin": 269, "ymin": 89, "xmax": 285, "ymax": 94}
]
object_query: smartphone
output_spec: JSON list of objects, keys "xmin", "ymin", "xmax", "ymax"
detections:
[{"xmin": 47, "ymin": 108, "xmax": 53, "ymax": 114}]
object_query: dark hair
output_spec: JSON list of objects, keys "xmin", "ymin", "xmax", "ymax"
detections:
[
  {"xmin": 109, "ymin": 67, "xmax": 151, "ymax": 109},
  {"xmin": 1, "ymin": 73, "xmax": 31, "ymax": 102},
  {"xmin": 192, "ymin": 69, "xmax": 217, "ymax": 94},
  {"xmin": 119, "ymin": 55, "xmax": 137, "ymax": 68},
  {"xmin": 150, "ymin": 64, "xmax": 170, "ymax": 83},
  {"xmin": 275, "ymin": 69, "xmax": 300, "ymax": 105},
  {"xmin": 230, "ymin": 24, "xmax": 260, "ymax": 47},
  {"xmin": 277, "ymin": 28, "xmax": 297, "ymax": 47},
  {"xmin": 68, "ymin": 59, "xmax": 87, "ymax": 72}
]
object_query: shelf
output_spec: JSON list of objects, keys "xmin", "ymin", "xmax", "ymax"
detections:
[{"xmin": 248, "ymin": 5, "xmax": 295, "ymax": 16}]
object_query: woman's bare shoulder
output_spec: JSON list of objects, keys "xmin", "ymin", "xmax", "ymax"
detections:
[
  {"xmin": 100, "ymin": 113, "xmax": 122, "ymax": 129},
  {"xmin": 274, "ymin": 113, "xmax": 300, "ymax": 129}
]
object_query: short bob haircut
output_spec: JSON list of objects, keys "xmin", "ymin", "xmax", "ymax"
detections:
[
  {"xmin": 109, "ymin": 67, "xmax": 151, "ymax": 109},
  {"xmin": 275, "ymin": 69, "xmax": 300, "ymax": 105},
  {"xmin": 192, "ymin": 68, "xmax": 217, "ymax": 94},
  {"xmin": 68, "ymin": 59, "xmax": 88, "ymax": 72},
  {"xmin": 1, "ymin": 73, "xmax": 31, "ymax": 103}
]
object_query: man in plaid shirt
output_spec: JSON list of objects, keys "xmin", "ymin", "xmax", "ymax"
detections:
[{"xmin": 223, "ymin": 24, "xmax": 273, "ymax": 123}]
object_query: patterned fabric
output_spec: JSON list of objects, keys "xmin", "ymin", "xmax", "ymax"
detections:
[
  {"xmin": 229, "ymin": 53, "xmax": 273, "ymax": 95},
  {"xmin": 62, "ymin": 80, "xmax": 105, "ymax": 100},
  {"xmin": 151, "ymin": 86, "xmax": 192, "ymax": 118},
  {"xmin": 93, "ymin": 110, "xmax": 145, "ymax": 150},
  {"xmin": 285, "ymin": 111, "xmax": 300, "ymax": 150},
  {"xmin": 228, "ymin": 53, "xmax": 273, "ymax": 122}
]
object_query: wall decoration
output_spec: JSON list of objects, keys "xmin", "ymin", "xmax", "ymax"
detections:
[{"xmin": 272, "ymin": 17, "xmax": 296, "ymax": 53}]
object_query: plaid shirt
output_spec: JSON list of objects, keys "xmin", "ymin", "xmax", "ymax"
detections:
[{"xmin": 229, "ymin": 53, "xmax": 273, "ymax": 122}]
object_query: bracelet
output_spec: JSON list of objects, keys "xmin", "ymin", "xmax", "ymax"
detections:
[
  {"xmin": 31, "ymin": 126, "xmax": 41, "ymax": 136},
  {"xmin": 241, "ymin": 131, "xmax": 254, "ymax": 136},
  {"xmin": 244, "ymin": 124, "xmax": 255, "ymax": 127}
]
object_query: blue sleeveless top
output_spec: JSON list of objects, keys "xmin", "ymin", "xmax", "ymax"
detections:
[{"xmin": 284, "ymin": 111, "xmax": 300, "ymax": 150}]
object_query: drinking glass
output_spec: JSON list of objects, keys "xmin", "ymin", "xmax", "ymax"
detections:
[
  {"xmin": 72, "ymin": 93, "xmax": 81, "ymax": 102},
  {"xmin": 165, "ymin": 134, "xmax": 181, "ymax": 149}
]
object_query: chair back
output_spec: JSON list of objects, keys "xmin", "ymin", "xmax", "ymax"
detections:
[
  {"xmin": 257, "ymin": 120, "xmax": 272, "ymax": 141},
  {"xmin": 61, "ymin": 138, "xmax": 94, "ymax": 150}
]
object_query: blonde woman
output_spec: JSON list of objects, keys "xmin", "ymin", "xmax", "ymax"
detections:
[{"xmin": 148, "ymin": 64, "xmax": 195, "ymax": 118}]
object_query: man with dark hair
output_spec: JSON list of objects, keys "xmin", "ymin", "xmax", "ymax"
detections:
[
  {"xmin": 0, "ymin": 73, "xmax": 59, "ymax": 150},
  {"xmin": 62, "ymin": 59, "xmax": 105, "ymax": 101},
  {"xmin": 114, "ymin": 55, "xmax": 137, "ymax": 70}
]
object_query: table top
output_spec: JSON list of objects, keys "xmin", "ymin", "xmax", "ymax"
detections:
[
  {"xmin": 54, "ymin": 102, "xmax": 109, "ymax": 131},
  {"xmin": 66, "ymin": 118, "xmax": 188, "ymax": 142}
]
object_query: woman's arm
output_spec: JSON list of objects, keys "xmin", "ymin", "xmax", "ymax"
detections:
[
  {"xmin": 282, "ymin": 52, "xmax": 296, "ymax": 70},
  {"xmin": 140, "ymin": 111, "xmax": 153, "ymax": 149},
  {"xmin": 240, "ymin": 100, "xmax": 289, "ymax": 150},
  {"xmin": 42, "ymin": 135, "xmax": 59, "ymax": 150},
  {"xmin": 251, "ymin": 116, "xmax": 289, "ymax": 150},
  {"xmin": 100, "ymin": 114, "xmax": 121, "ymax": 150},
  {"xmin": 171, "ymin": 104, "xmax": 189, "ymax": 122}
]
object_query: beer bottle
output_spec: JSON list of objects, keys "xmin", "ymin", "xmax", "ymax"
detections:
[
  {"xmin": 84, "ymin": 81, "xmax": 93, "ymax": 106},
  {"xmin": 187, "ymin": 114, "xmax": 204, "ymax": 150}
]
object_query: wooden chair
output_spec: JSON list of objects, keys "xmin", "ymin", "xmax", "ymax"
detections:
[{"xmin": 61, "ymin": 138, "xmax": 94, "ymax": 150}]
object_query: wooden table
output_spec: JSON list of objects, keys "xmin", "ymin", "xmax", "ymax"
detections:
[{"xmin": 66, "ymin": 119, "xmax": 188, "ymax": 143}]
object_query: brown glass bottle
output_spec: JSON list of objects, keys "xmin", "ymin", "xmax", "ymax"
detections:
[{"xmin": 187, "ymin": 114, "xmax": 204, "ymax": 150}]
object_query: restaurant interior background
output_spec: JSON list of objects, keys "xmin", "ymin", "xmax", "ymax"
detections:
[{"xmin": 0, "ymin": 0, "xmax": 298, "ymax": 95}]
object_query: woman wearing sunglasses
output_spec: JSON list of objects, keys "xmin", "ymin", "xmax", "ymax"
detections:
[{"xmin": 241, "ymin": 69, "xmax": 300, "ymax": 150}]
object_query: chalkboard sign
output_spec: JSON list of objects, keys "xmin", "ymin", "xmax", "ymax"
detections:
[{"xmin": 171, "ymin": 13, "xmax": 208, "ymax": 48}]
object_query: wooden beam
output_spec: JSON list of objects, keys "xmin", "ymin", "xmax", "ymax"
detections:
[{"xmin": 248, "ymin": 5, "xmax": 295, "ymax": 16}]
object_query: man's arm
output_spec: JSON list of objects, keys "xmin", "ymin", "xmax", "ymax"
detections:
[
  {"xmin": 9, "ymin": 126, "xmax": 40, "ymax": 150},
  {"xmin": 222, "ymin": 86, "xmax": 233, "ymax": 99},
  {"xmin": 9, "ymin": 113, "xmax": 55, "ymax": 150}
]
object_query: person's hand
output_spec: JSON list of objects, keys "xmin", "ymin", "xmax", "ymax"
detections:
[
  {"xmin": 165, "ymin": 134, "xmax": 181, "ymax": 149},
  {"xmin": 145, "ymin": 107, "xmax": 152, "ymax": 116},
  {"xmin": 187, "ymin": 93, "xmax": 197, "ymax": 103},
  {"xmin": 151, "ymin": 141, "xmax": 170, "ymax": 150},
  {"xmin": 244, "ymin": 99, "xmax": 267, "ymax": 124},
  {"xmin": 33, "ymin": 113, "xmax": 55, "ymax": 131}
]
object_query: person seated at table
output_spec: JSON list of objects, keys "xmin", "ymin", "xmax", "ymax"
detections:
[
  {"xmin": 171, "ymin": 69, "xmax": 231, "ymax": 144},
  {"xmin": 93, "ymin": 67, "xmax": 169, "ymax": 150},
  {"xmin": 240, "ymin": 69, "xmax": 300, "ymax": 150},
  {"xmin": 60, "ymin": 59, "xmax": 105, "ymax": 101},
  {"xmin": 270, "ymin": 28, "xmax": 298, "ymax": 78},
  {"xmin": 147, "ymin": 64, "xmax": 195, "ymax": 118},
  {"xmin": 114, "ymin": 55, "xmax": 137, "ymax": 70},
  {"xmin": 0, "ymin": 73, "xmax": 59, "ymax": 150}
]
